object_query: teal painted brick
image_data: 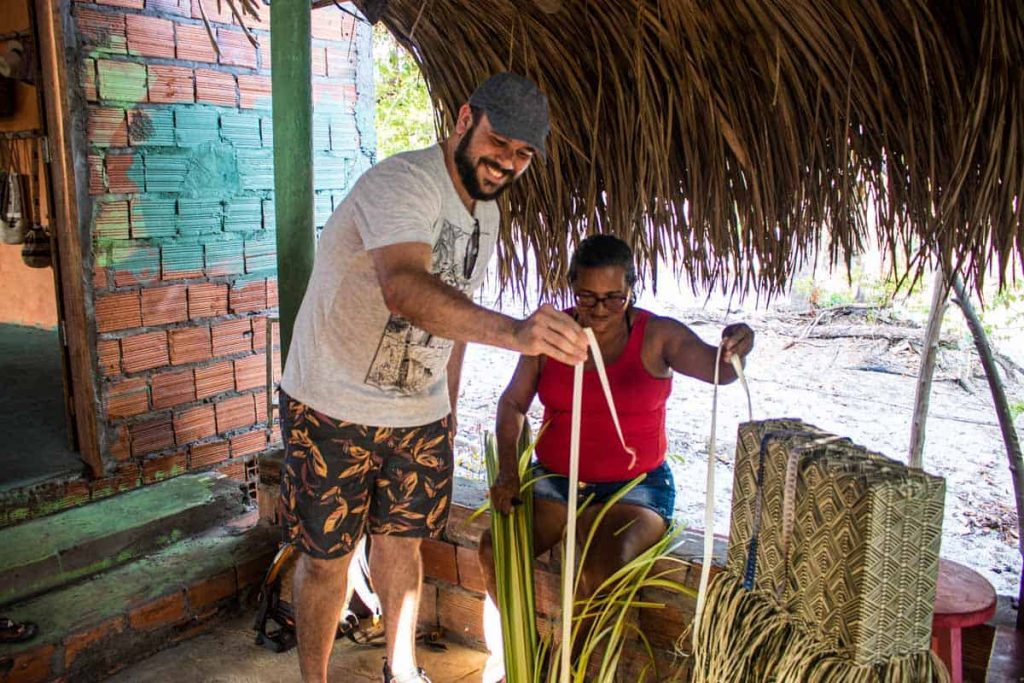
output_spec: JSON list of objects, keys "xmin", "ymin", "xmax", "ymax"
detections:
[
  {"xmin": 330, "ymin": 116, "xmax": 358, "ymax": 153},
  {"xmin": 161, "ymin": 242, "xmax": 205, "ymax": 279},
  {"xmin": 244, "ymin": 236, "xmax": 276, "ymax": 273},
  {"xmin": 332, "ymin": 189, "xmax": 350, "ymax": 209},
  {"xmin": 204, "ymin": 238, "xmax": 245, "ymax": 276},
  {"xmin": 221, "ymin": 112, "xmax": 262, "ymax": 148},
  {"xmin": 314, "ymin": 155, "xmax": 350, "ymax": 191},
  {"xmin": 129, "ymin": 109, "xmax": 174, "ymax": 146},
  {"xmin": 237, "ymin": 150, "xmax": 274, "ymax": 191},
  {"xmin": 130, "ymin": 198, "xmax": 177, "ymax": 238},
  {"xmin": 109, "ymin": 242, "xmax": 161, "ymax": 285},
  {"xmin": 98, "ymin": 60, "xmax": 147, "ymax": 103},
  {"xmin": 175, "ymin": 109, "xmax": 220, "ymax": 146},
  {"xmin": 262, "ymin": 199, "xmax": 275, "ymax": 231},
  {"xmin": 313, "ymin": 118, "xmax": 330, "ymax": 151},
  {"xmin": 260, "ymin": 118, "xmax": 273, "ymax": 148},
  {"xmin": 145, "ymin": 152, "xmax": 191, "ymax": 193},
  {"xmin": 178, "ymin": 198, "xmax": 223, "ymax": 236},
  {"xmin": 314, "ymin": 193, "xmax": 333, "ymax": 229},
  {"xmin": 224, "ymin": 197, "xmax": 262, "ymax": 233}
]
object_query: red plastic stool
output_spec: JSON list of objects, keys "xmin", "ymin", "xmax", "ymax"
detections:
[{"xmin": 931, "ymin": 558, "xmax": 997, "ymax": 683}]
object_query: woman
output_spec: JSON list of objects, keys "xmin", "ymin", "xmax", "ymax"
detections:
[{"xmin": 477, "ymin": 234, "xmax": 753, "ymax": 679}]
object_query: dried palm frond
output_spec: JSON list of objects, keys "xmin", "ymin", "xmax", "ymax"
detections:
[{"xmin": 356, "ymin": 0, "xmax": 1024, "ymax": 299}]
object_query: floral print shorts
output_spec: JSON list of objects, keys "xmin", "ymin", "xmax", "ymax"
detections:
[{"xmin": 279, "ymin": 391, "xmax": 454, "ymax": 559}]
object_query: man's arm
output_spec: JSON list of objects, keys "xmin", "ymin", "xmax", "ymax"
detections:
[
  {"xmin": 370, "ymin": 242, "xmax": 587, "ymax": 365},
  {"xmin": 446, "ymin": 340, "xmax": 467, "ymax": 432}
]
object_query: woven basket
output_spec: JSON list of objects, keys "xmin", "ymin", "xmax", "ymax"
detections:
[{"xmin": 725, "ymin": 418, "xmax": 945, "ymax": 664}]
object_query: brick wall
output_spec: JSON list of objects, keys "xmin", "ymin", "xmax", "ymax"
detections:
[{"xmin": 70, "ymin": 0, "xmax": 375, "ymax": 483}]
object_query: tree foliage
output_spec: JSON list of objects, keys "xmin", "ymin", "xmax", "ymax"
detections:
[{"xmin": 372, "ymin": 26, "xmax": 435, "ymax": 160}]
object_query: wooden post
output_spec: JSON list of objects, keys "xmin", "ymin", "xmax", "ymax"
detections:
[
  {"xmin": 951, "ymin": 276, "xmax": 1024, "ymax": 629},
  {"xmin": 908, "ymin": 271, "xmax": 950, "ymax": 468},
  {"xmin": 271, "ymin": 0, "xmax": 315, "ymax": 364}
]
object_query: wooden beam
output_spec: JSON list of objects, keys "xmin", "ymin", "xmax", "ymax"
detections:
[
  {"xmin": 34, "ymin": 0, "xmax": 103, "ymax": 478},
  {"xmin": 271, "ymin": 0, "xmax": 315, "ymax": 363},
  {"xmin": 908, "ymin": 271, "xmax": 949, "ymax": 468}
]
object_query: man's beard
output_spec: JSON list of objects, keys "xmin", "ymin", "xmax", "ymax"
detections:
[{"xmin": 454, "ymin": 124, "xmax": 514, "ymax": 201}]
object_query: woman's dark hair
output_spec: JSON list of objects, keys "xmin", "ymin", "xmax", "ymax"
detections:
[{"xmin": 567, "ymin": 234, "xmax": 637, "ymax": 288}]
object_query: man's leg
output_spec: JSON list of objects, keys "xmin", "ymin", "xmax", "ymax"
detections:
[
  {"xmin": 370, "ymin": 535, "xmax": 423, "ymax": 677},
  {"xmin": 293, "ymin": 551, "xmax": 354, "ymax": 683}
]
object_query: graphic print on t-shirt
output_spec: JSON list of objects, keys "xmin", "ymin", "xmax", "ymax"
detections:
[{"xmin": 364, "ymin": 219, "xmax": 474, "ymax": 394}]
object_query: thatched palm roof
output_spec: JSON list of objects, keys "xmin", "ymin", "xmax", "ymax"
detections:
[{"xmin": 352, "ymin": 0, "xmax": 1023, "ymax": 297}]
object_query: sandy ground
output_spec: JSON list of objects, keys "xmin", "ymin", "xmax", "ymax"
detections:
[{"xmin": 453, "ymin": 275, "xmax": 1024, "ymax": 597}]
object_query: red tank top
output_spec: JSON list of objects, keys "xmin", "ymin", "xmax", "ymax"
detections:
[{"xmin": 535, "ymin": 310, "xmax": 672, "ymax": 482}]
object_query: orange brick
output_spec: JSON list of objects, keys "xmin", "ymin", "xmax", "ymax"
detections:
[
  {"xmin": 311, "ymin": 10, "xmax": 342, "ymax": 40},
  {"xmin": 190, "ymin": 438, "xmax": 230, "ymax": 468},
  {"xmin": 311, "ymin": 46, "xmax": 327, "ymax": 77},
  {"xmin": 106, "ymin": 376, "xmax": 149, "ymax": 418},
  {"xmin": 175, "ymin": 23, "xmax": 218, "ymax": 63},
  {"xmin": 215, "ymin": 394, "xmax": 256, "ymax": 433},
  {"xmin": 422, "ymin": 539, "xmax": 459, "ymax": 585},
  {"xmin": 266, "ymin": 278, "xmax": 278, "ymax": 307},
  {"xmin": 230, "ymin": 429, "xmax": 265, "ymax": 457},
  {"xmin": 174, "ymin": 403, "xmax": 216, "ymax": 443},
  {"xmin": 253, "ymin": 389, "xmax": 267, "ymax": 423},
  {"xmin": 126, "ymin": 14, "xmax": 175, "ymax": 59},
  {"xmin": 128, "ymin": 592, "xmax": 187, "ymax": 631},
  {"xmin": 76, "ymin": 8, "xmax": 127, "ymax": 53},
  {"xmin": 106, "ymin": 153, "xmax": 143, "ymax": 194},
  {"xmin": 142, "ymin": 451, "xmax": 187, "ymax": 482},
  {"xmin": 191, "ymin": 0, "xmax": 233, "ymax": 24},
  {"xmin": 121, "ymin": 330, "xmax": 170, "ymax": 373},
  {"xmin": 212, "ymin": 318, "xmax": 252, "ymax": 356},
  {"xmin": 89, "ymin": 152, "xmax": 104, "ymax": 194},
  {"xmin": 437, "ymin": 585, "xmax": 485, "ymax": 645},
  {"xmin": 97, "ymin": 0, "xmax": 143, "ymax": 8},
  {"xmin": 194, "ymin": 359, "xmax": 234, "ymax": 398},
  {"xmin": 188, "ymin": 282, "xmax": 228, "ymax": 319},
  {"xmin": 229, "ymin": 279, "xmax": 266, "ymax": 313},
  {"xmin": 62, "ymin": 610, "xmax": 123, "ymax": 663},
  {"xmin": 109, "ymin": 425, "xmax": 132, "ymax": 462},
  {"xmin": 151, "ymin": 368, "xmax": 196, "ymax": 409},
  {"xmin": 456, "ymin": 545, "xmax": 487, "ymax": 594},
  {"xmin": 237, "ymin": 74, "xmax": 271, "ymax": 109},
  {"xmin": 148, "ymin": 64, "xmax": 194, "ymax": 104},
  {"xmin": 233, "ymin": 352, "xmax": 266, "ymax": 391},
  {"xmin": 250, "ymin": 315, "xmax": 267, "ymax": 350},
  {"xmin": 217, "ymin": 28, "xmax": 257, "ymax": 68},
  {"xmin": 130, "ymin": 415, "xmax": 175, "ymax": 456},
  {"xmin": 187, "ymin": 569, "xmax": 237, "ymax": 611},
  {"xmin": 141, "ymin": 284, "xmax": 189, "ymax": 326},
  {"xmin": 95, "ymin": 290, "xmax": 142, "ymax": 332},
  {"xmin": 195, "ymin": 68, "xmax": 236, "ymax": 107},
  {"xmin": 169, "ymin": 325, "xmax": 212, "ymax": 365},
  {"xmin": 83, "ymin": 57, "xmax": 98, "ymax": 102},
  {"xmin": 1, "ymin": 643, "xmax": 55, "ymax": 683},
  {"xmin": 88, "ymin": 107, "xmax": 128, "ymax": 147},
  {"xmin": 218, "ymin": 458, "xmax": 246, "ymax": 481}
]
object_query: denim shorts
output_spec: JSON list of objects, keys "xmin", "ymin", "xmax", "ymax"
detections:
[{"xmin": 529, "ymin": 460, "xmax": 676, "ymax": 523}]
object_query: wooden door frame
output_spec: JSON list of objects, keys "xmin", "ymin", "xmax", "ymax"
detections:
[{"xmin": 33, "ymin": 0, "xmax": 103, "ymax": 478}]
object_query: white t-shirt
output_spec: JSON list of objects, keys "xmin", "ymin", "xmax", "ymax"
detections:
[{"xmin": 280, "ymin": 144, "xmax": 499, "ymax": 427}]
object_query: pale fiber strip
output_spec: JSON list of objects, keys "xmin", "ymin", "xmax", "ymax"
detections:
[
  {"xmin": 694, "ymin": 351, "xmax": 749, "ymax": 650},
  {"xmin": 559, "ymin": 327, "xmax": 636, "ymax": 682}
]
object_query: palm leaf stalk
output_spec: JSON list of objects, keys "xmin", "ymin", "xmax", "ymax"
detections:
[
  {"xmin": 481, "ymin": 430, "xmax": 540, "ymax": 683},
  {"xmin": 480, "ymin": 432, "xmax": 699, "ymax": 682}
]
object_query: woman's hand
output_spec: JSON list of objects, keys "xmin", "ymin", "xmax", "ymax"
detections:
[
  {"xmin": 720, "ymin": 323, "xmax": 754, "ymax": 364},
  {"xmin": 489, "ymin": 471, "xmax": 522, "ymax": 515}
]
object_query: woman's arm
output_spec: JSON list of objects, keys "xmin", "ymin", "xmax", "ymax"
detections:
[
  {"xmin": 647, "ymin": 317, "xmax": 754, "ymax": 384},
  {"xmin": 490, "ymin": 354, "xmax": 542, "ymax": 514}
]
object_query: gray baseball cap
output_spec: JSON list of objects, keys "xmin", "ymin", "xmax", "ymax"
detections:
[{"xmin": 468, "ymin": 72, "xmax": 550, "ymax": 160}]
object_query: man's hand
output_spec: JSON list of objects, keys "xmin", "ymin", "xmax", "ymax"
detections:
[
  {"xmin": 721, "ymin": 323, "xmax": 754, "ymax": 364},
  {"xmin": 489, "ymin": 471, "xmax": 522, "ymax": 515},
  {"xmin": 513, "ymin": 304, "xmax": 588, "ymax": 365}
]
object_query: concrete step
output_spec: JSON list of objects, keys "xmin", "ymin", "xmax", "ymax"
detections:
[
  {"xmin": 0, "ymin": 517, "xmax": 278, "ymax": 683},
  {"xmin": 0, "ymin": 471, "xmax": 249, "ymax": 608}
]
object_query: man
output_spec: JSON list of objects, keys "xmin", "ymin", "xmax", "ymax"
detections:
[{"xmin": 279, "ymin": 72, "xmax": 588, "ymax": 683}]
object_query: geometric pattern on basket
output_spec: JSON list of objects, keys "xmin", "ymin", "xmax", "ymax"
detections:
[{"xmin": 727, "ymin": 419, "xmax": 945, "ymax": 665}]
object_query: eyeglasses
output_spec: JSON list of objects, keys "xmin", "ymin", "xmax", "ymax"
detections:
[
  {"xmin": 574, "ymin": 291, "xmax": 630, "ymax": 311},
  {"xmin": 463, "ymin": 219, "xmax": 480, "ymax": 280}
]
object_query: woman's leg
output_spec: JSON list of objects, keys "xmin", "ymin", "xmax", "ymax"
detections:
[
  {"xmin": 477, "ymin": 496, "xmax": 568, "ymax": 602},
  {"xmin": 575, "ymin": 503, "xmax": 667, "ymax": 597}
]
